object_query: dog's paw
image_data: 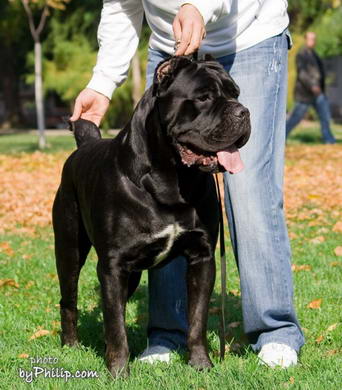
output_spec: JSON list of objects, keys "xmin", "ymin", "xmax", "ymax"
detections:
[
  {"xmin": 188, "ymin": 355, "xmax": 213, "ymax": 370},
  {"xmin": 61, "ymin": 333, "xmax": 79, "ymax": 347},
  {"xmin": 107, "ymin": 361, "xmax": 129, "ymax": 379}
]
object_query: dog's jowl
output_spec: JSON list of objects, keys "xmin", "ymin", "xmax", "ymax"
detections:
[{"xmin": 53, "ymin": 55, "xmax": 251, "ymax": 378}]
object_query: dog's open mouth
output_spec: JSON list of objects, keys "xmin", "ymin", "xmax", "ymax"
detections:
[{"xmin": 176, "ymin": 143, "xmax": 244, "ymax": 174}]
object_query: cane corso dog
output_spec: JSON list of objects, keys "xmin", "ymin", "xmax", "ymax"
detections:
[{"xmin": 53, "ymin": 55, "xmax": 251, "ymax": 377}]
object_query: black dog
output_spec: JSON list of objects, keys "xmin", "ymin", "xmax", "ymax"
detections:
[{"xmin": 53, "ymin": 55, "xmax": 251, "ymax": 378}]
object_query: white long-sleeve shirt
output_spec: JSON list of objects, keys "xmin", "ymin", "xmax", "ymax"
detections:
[{"xmin": 87, "ymin": 0, "xmax": 289, "ymax": 99}]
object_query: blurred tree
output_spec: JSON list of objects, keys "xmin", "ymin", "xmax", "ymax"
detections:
[
  {"xmin": 18, "ymin": 0, "xmax": 70, "ymax": 148},
  {"xmin": 42, "ymin": 4, "xmax": 150, "ymax": 129},
  {"xmin": 288, "ymin": 0, "xmax": 339, "ymax": 31},
  {"xmin": 0, "ymin": 1, "xmax": 30, "ymax": 128}
]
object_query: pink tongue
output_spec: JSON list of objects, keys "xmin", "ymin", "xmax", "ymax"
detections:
[{"xmin": 217, "ymin": 146, "xmax": 244, "ymax": 174}]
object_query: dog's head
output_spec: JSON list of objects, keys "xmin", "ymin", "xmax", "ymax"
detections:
[{"xmin": 152, "ymin": 55, "xmax": 251, "ymax": 173}]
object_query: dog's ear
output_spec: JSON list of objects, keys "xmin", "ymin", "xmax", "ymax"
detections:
[
  {"xmin": 204, "ymin": 54, "xmax": 215, "ymax": 61},
  {"xmin": 225, "ymin": 73, "xmax": 240, "ymax": 99},
  {"xmin": 152, "ymin": 56, "xmax": 193, "ymax": 96}
]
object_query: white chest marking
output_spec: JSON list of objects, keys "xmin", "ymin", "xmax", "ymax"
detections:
[{"xmin": 153, "ymin": 223, "xmax": 184, "ymax": 266}]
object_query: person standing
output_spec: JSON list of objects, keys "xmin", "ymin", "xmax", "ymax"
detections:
[
  {"xmin": 286, "ymin": 31, "xmax": 336, "ymax": 143},
  {"xmin": 70, "ymin": 0, "xmax": 304, "ymax": 368}
]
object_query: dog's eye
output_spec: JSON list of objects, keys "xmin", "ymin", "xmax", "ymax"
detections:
[{"xmin": 197, "ymin": 94, "xmax": 210, "ymax": 102}]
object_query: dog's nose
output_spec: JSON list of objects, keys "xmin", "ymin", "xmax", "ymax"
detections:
[{"xmin": 233, "ymin": 106, "xmax": 249, "ymax": 119}]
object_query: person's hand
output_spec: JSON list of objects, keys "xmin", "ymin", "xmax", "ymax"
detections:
[
  {"xmin": 173, "ymin": 4, "xmax": 206, "ymax": 56},
  {"xmin": 311, "ymin": 85, "xmax": 322, "ymax": 96},
  {"xmin": 70, "ymin": 88, "xmax": 110, "ymax": 126}
]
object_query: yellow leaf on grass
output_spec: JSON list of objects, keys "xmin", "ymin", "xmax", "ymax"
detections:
[
  {"xmin": 25, "ymin": 281, "xmax": 34, "ymax": 289},
  {"xmin": 0, "ymin": 242, "xmax": 15, "ymax": 256},
  {"xmin": 327, "ymin": 323, "xmax": 338, "ymax": 332},
  {"xmin": 29, "ymin": 329, "xmax": 50, "ymax": 340},
  {"xmin": 332, "ymin": 221, "xmax": 342, "ymax": 233},
  {"xmin": 18, "ymin": 353, "xmax": 29, "ymax": 358},
  {"xmin": 334, "ymin": 246, "xmax": 342, "ymax": 256},
  {"xmin": 310, "ymin": 236, "xmax": 325, "ymax": 244},
  {"xmin": 316, "ymin": 335, "xmax": 324, "ymax": 343},
  {"xmin": 330, "ymin": 261, "xmax": 341, "ymax": 267},
  {"xmin": 289, "ymin": 232, "xmax": 298, "ymax": 239},
  {"xmin": 307, "ymin": 298, "xmax": 322, "ymax": 309},
  {"xmin": 291, "ymin": 264, "xmax": 312, "ymax": 272},
  {"xmin": 289, "ymin": 377, "xmax": 295, "ymax": 384},
  {"xmin": 325, "ymin": 349, "xmax": 339, "ymax": 356},
  {"xmin": 0, "ymin": 279, "xmax": 19, "ymax": 288}
]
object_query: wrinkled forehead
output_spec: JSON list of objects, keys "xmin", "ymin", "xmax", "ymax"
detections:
[{"xmin": 170, "ymin": 62, "xmax": 234, "ymax": 96}]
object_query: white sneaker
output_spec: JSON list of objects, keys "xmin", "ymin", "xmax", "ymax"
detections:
[
  {"xmin": 137, "ymin": 345, "xmax": 171, "ymax": 364},
  {"xmin": 258, "ymin": 343, "xmax": 298, "ymax": 368}
]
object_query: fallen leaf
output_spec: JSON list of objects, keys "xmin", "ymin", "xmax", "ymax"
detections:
[
  {"xmin": 332, "ymin": 221, "xmax": 342, "ymax": 233},
  {"xmin": 334, "ymin": 246, "xmax": 342, "ymax": 256},
  {"xmin": 288, "ymin": 232, "xmax": 298, "ymax": 239},
  {"xmin": 289, "ymin": 377, "xmax": 295, "ymax": 384},
  {"xmin": 316, "ymin": 335, "xmax": 324, "ymax": 343},
  {"xmin": 325, "ymin": 349, "xmax": 338, "ymax": 356},
  {"xmin": 25, "ymin": 281, "xmax": 34, "ymax": 289},
  {"xmin": 29, "ymin": 329, "xmax": 50, "ymax": 340},
  {"xmin": 0, "ymin": 242, "xmax": 15, "ymax": 256},
  {"xmin": 291, "ymin": 264, "xmax": 312, "ymax": 272},
  {"xmin": 327, "ymin": 323, "xmax": 338, "ymax": 332},
  {"xmin": 22, "ymin": 254, "xmax": 32, "ymax": 260},
  {"xmin": 307, "ymin": 298, "xmax": 322, "ymax": 309},
  {"xmin": 310, "ymin": 236, "xmax": 325, "ymax": 244},
  {"xmin": 0, "ymin": 279, "xmax": 19, "ymax": 288},
  {"xmin": 228, "ymin": 321, "xmax": 241, "ymax": 328},
  {"xmin": 330, "ymin": 261, "xmax": 341, "ymax": 267},
  {"xmin": 18, "ymin": 353, "xmax": 29, "ymax": 358}
]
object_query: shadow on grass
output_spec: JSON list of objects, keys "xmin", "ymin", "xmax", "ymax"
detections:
[{"xmin": 77, "ymin": 280, "xmax": 248, "ymax": 363}]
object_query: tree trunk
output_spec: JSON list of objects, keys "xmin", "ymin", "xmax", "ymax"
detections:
[
  {"xmin": 131, "ymin": 51, "xmax": 142, "ymax": 108},
  {"xmin": 34, "ymin": 41, "xmax": 46, "ymax": 149}
]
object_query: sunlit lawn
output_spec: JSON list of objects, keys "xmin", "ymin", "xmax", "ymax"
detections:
[{"xmin": 0, "ymin": 122, "xmax": 341, "ymax": 389}]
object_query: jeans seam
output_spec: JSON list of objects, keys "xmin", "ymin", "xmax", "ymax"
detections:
[{"xmin": 266, "ymin": 35, "xmax": 291, "ymax": 318}]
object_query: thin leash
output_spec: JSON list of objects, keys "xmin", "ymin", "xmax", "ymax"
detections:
[{"xmin": 214, "ymin": 173, "xmax": 227, "ymax": 361}]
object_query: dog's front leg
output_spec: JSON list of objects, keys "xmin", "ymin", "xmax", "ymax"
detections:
[
  {"xmin": 186, "ymin": 241, "xmax": 215, "ymax": 370},
  {"xmin": 97, "ymin": 259, "xmax": 130, "ymax": 378}
]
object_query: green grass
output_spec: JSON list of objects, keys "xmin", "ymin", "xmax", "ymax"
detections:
[
  {"xmin": 0, "ymin": 133, "xmax": 75, "ymax": 155},
  {"xmin": 0, "ymin": 120, "xmax": 341, "ymax": 156},
  {"xmin": 0, "ymin": 220, "xmax": 341, "ymax": 389},
  {"xmin": 0, "ymin": 124, "xmax": 341, "ymax": 388},
  {"xmin": 286, "ymin": 122, "xmax": 342, "ymax": 145}
]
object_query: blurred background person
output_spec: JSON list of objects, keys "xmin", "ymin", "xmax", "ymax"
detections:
[{"xmin": 286, "ymin": 31, "xmax": 336, "ymax": 144}]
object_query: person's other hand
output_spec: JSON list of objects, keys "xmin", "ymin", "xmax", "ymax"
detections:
[
  {"xmin": 70, "ymin": 88, "xmax": 110, "ymax": 126},
  {"xmin": 173, "ymin": 4, "xmax": 206, "ymax": 56},
  {"xmin": 312, "ymin": 85, "xmax": 322, "ymax": 96}
]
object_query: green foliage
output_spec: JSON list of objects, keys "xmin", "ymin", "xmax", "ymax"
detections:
[
  {"xmin": 312, "ymin": 8, "xmax": 342, "ymax": 57},
  {"xmin": 288, "ymin": 0, "xmax": 338, "ymax": 31}
]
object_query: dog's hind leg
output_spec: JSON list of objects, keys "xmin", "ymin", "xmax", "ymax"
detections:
[
  {"xmin": 96, "ymin": 254, "xmax": 130, "ymax": 378},
  {"xmin": 53, "ymin": 192, "xmax": 91, "ymax": 347}
]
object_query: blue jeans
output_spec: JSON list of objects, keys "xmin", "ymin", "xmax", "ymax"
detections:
[
  {"xmin": 145, "ymin": 30, "xmax": 305, "ymax": 353},
  {"xmin": 286, "ymin": 95, "xmax": 336, "ymax": 143}
]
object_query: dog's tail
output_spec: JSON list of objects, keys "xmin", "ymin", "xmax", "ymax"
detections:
[{"xmin": 66, "ymin": 118, "xmax": 102, "ymax": 148}]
